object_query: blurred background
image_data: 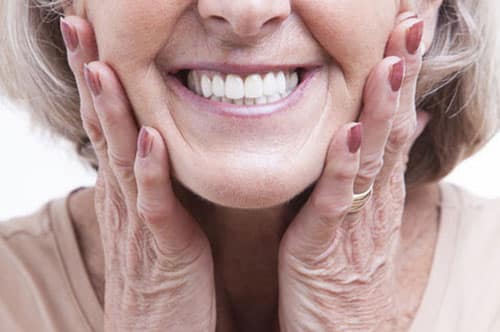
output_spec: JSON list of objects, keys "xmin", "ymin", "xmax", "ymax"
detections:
[{"xmin": 1, "ymin": 94, "xmax": 499, "ymax": 221}]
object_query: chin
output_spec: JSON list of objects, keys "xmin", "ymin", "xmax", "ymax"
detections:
[{"xmin": 172, "ymin": 159, "xmax": 322, "ymax": 210}]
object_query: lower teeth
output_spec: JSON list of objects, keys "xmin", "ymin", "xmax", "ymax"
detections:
[{"xmin": 207, "ymin": 92, "xmax": 292, "ymax": 105}]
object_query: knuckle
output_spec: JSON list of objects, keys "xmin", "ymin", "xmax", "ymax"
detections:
[
  {"xmin": 155, "ymin": 237, "xmax": 210, "ymax": 274},
  {"xmin": 97, "ymin": 104, "xmax": 122, "ymax": 129},
  {"xmin": 136, "ymin": 200, "xmax": 168, "ymax": 225},
  {"xmin": 388, "ymin": 122, "xmax": 413, "ymax": 148},
  {"xmin": 358, "ymin": 156, "xmax": 384, "ymax": 181},
  {"xmin": 91, "ymin": 135, "xmax": 108, "ymax": 156},
  {"xmin": 108, "ymin": 150, "xmax": 134, "ymax": 177},
  {"xmin": 136, "ymin": 164, "xmax": 161, "ymax": 188},
  {"xmin": 107, "ymin": 191, "xmax": 128, "ymax": 231},
  {"xmin": 81, "ymin": 111, "xmax": 102, "ymax": 140},
  {"xmin": 332, "ymin": 164, "xmax": 357, "ymax": 183},
  {"xmin": 310, "ymin": 194, "xmax": 352, "ymax": 220}
]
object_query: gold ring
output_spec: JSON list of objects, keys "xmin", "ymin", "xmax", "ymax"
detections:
[{"xmin": 348, "ymin": 184, "xmax": 373, "ymax": 214}]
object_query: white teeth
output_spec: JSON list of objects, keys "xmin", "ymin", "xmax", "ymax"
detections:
[
  {"xmin": 225, "ymin": 74, "xmax": 245, "ymax": 99},
  {"xmin": 256, "ymin": 96, "xmax": 267, "ymax": 105},
  {"xmin": 276, "ymin": 71, "xmax": 286, "ymax": 94},
  {"xmin": 184, "ymin": 69, "xmax": 300, "ymax": 105},
  {"xmin": 244, "ymin": 74, "xmax": 264, "ymax": 98},
  {"xmin": 212, "ymin": 75, "xmax": 225, "ymax": 97},
  {"xmin": 201, "ymin": 75, "xmax": 212, "ymax": 98},
  {"xmin": 262, "ymin": 72, "xmax": 277, "ymax": 96},
  {"xmin": 267, "ymin": 94, "xmax": 281, "ymax": 103}
]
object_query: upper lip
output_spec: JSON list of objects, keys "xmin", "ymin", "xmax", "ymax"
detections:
[{"xmin": 167, "ymin": 62, "xmax": 322, "ymax": 76}]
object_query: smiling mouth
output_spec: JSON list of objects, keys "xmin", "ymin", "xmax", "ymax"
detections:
[
  {"xmin": 173, "ymin": 68, "xmax": 306, "ymax": 105},
  {"xmin": 165, "ymin": 65, "xmax": 319, "ymax": 117}
]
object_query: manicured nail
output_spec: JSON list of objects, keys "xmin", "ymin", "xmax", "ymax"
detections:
[
  {"xmin": 348, "ymin": 123, "xmax": 363, "ymax": 154},
  {"xmin": 138, "ymin": 127, "xmax": 153, "ymax": 158},
  {"xmin": 83, "ymin": 64, "xmax": 102, "ymax": 96},
  {"xmin": 390, "ymin": 59, "xmax": 405, "ymax": 92},
  {"xmin": 60, "ymin": 17, "xmax": 79, "ymax": 52},
  {"xmin": 406, "ymin": 20, "xmax": 424, "ymax": 54}
]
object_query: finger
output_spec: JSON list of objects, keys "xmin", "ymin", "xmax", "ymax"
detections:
[
  {"xmin": 353, "ymin": 57, "xmax": 404, "ymax": 195},
  {"xmin": 383, "ymin": 16, "xmax": 425, "ymax": 168},
  {"xmin": 134, "ymin": 127, "xmax": 205, "ymax": 258},
  {"xmin": 60, "ymin": 17, "xmax": 106, "ymax": 163},
  {"xmin": 282, "ymin": 123, "xmax": 361, "ymax": 261},
  {"xmin": 83, "ymin": 61, "xmax": 139, "ymax": 203}
]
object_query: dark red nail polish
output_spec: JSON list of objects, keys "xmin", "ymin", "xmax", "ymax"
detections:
[
  {"xmin": 390, "ymin": 59, "xmax": 405, "ymax": 92},
  {"xmin": 83, "ymin": 64, "xmax": 102, "ymax": 96},
  {"xmin": 60, "ymin": 18, "xmax": 79, "ymax": 52},
  {"xmin": 138, "ymin": 127, "xmax": 153, "ymax": 158},
  {"xmin": 348, "ymin": 123, "xmax": 363, "ymax": 154},
  {"xmin": 406, "ymin": 20, "xmax": 424, "ymax": 54}
]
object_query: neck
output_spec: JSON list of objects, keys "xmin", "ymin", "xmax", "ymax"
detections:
[{"xmin": 69, "ymin": 181, "xmax": 440, "ymax": 331}]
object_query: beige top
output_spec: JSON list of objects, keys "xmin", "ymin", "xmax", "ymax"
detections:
[{"xmin": 1, "ymin": 182, "xmax": 500, "ymax": 332}]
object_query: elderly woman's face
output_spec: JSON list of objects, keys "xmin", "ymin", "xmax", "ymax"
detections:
[{"xmin": 84, "ymin": 0, "xmax": 401, "ymax": 208}]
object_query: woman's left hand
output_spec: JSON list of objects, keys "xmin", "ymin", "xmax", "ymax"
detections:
[{"xmin": 277, "ymin": 13, "xmax": 429, "ymax": 332}]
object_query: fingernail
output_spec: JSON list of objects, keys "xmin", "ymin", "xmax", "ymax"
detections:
[
  {"xmin": 83, "ymin": 64, "xmax": 102, "ymax": 96},
  {"xmin": 348, "ymin": 123, "xmax": 363, "ymax": 154},
  {"xmin": 138, "ymin": 127, "xmax": 153, "ymax": 158},
  {"xmin": 60, "ymin": 17, "xmax": 79, "ymax": 52},
  {"xmin": 390, "ymin": 58, "xmax": 405, "ymax": 92},
  {"xmin": 406, "ymin": 20, "xmax": 424, "ymax": 54}
]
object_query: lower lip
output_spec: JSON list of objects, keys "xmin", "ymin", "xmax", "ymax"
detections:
[{"xmin": 164, "ymin": 68, "xmax": 321, "ymax": 119}]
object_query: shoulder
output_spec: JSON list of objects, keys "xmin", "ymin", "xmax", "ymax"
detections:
[
  {"xmin": 0, "ymin": 202, "xmax": 53, "ymax": 240},
  {"xmin": 408, "ymin": 183, "xmax": 500, "ymax": 331},
  {"xmin": 0, "ymin": 197, "xmax": 72, "ymax": 330},
  {"xmin": 439, "ymin": 181, "xmax": 500, "ymax": 257},
  {"xmin": 438, "ymin": 182, "xmax": 500, "ymax": 328},
  {"xmin": 440, "ymin": 181, "xmax": 500, "ymax": 224}
]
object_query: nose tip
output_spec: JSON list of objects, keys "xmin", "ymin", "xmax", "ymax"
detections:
[{"xmin": 198, "ymin": 0, "xmax": 291, "ymax": 38}]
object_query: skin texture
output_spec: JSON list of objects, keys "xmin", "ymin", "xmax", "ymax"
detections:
[{"xmin": 62, "ymin": 0, "xmax": 443, "ymax": 330}]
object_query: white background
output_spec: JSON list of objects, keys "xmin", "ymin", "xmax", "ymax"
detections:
[{"xmin": 1, "ymin": 94, "xmax": 499, "ymax": 221}]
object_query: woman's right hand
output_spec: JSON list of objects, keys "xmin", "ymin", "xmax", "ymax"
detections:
[{"xmin": 60, "ymin": 16, "xmax": 216, "ymax": 331}]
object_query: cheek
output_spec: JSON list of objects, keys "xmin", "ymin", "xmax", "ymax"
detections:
[
  {"xmin": 88, "ymin": 0, "xmax": 191, "ymax": 69},
  {"xmin": 86, "ymin": 1, "xmax": 194, "ymax": 124},
  {"xmin": 296, "ymin": 0, "xmax": 397, "ymax": 86}
]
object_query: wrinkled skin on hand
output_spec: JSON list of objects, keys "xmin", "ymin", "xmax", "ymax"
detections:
[
  {"xmin": 277, "ymin": 13, "xmax": 430, "ymax": 332},
  {"xmin": 61, "ymin": 16, "xmax": 216, "ymax": 331}
]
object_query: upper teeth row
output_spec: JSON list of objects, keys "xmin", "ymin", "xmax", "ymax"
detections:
[{"xmin": 187, "ymin": 70, "xmax": 299, "ymax": 101}]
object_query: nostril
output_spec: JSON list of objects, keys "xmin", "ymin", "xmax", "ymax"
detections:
[
  {"xmin": 210, "ymin": 15, "xmax": 228, "ymax": 25},
  {"xmin": 263, "ymin": 16, "xmax": 283, "ymax": 28}
]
